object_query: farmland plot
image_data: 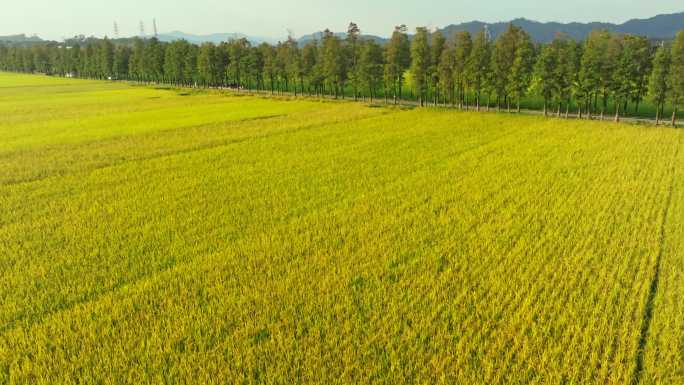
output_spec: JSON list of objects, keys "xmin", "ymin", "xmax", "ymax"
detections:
[{"xmin": 0, "ymin": 72, "xmax": 682, "ymax": 384}]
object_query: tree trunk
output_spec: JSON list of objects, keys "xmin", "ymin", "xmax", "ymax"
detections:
[
  {"xmin": 614, "ymin": 100, "xmax": 620, "ymax": 123},
  {"xmin": 586, "ymin": 99, "xmax": 591, "ymax": 120},
  {"xmin": 655, "ymin": 103, "xmax": 660, "ymax": 125},
  {"xmin": 600, "ymin": 92, "xmax": 608, "ymax": 121},
  {"xmin": 543, "ymin": 99, "xmax": 548, "ymax": 117},
  {"xmin": 517, "ymin": 97, "xmax": 521, "ymax": 113},
  {"xmin": 673, "ymin": 106, "xmax": 678, "ymax": 128}
]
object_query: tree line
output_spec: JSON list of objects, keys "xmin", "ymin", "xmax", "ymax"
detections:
[{"xmin": 1, "ymin": 23, "xmax": 683, "ymax": 125}]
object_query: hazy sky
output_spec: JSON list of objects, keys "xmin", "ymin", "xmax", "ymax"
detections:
[{"xmin": 2, "ymin": 0, "xmax": 682, "ymax": 40}]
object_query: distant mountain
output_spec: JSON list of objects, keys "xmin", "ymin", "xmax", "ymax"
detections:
[
  {"xmin": 297, "ymin": 31, "xmax": 387, "ymax": 45},
  {"xmin": 292, "ymin": 12, "xmax": 684, "ymax": 46},
  {"xmin": 3, "ymin": 11, "xmax": 682, "ymax": 47},
  {"xmin": 438, "ymin": 12, "xmax": 684, "ymax": 42},
  {"xmin": 156, "ymin": 31, "xmax": 277, "ymax": 45},
  {"xmin": 615, "ymin": 12, "xmax": 684, "ymax": 39},
  {"xmin": 0, "ymin": 34, "xmax": 43, "ymax": 43}
]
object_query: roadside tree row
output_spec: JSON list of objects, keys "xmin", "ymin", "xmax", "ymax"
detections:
[{"xmin": 1, "ymin": 24, "xmax": 683, "ymax": 125}]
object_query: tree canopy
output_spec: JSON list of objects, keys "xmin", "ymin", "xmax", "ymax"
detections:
[{"xmin": 2, "ymin": 25, "xmax": 683, "ymax": 124}]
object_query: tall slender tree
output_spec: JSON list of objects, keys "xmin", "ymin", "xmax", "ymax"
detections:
[
  {"xmin": 648, "ymin": 43, "xmax": 671, "ymax": 125},
  {"xmin": 669, "ymin": 30, "xmax": 684, "ymax": 127},
  {"xmin": 321, "ymin": 30, "xmax": 345, "ymax": 98},
  {"xmin": 438, "ymin": 41, "xmax": 456, "ymax": 106},
  {"xmin": 579, "ymin": 30, "xmax": 610, "ymax": 118},
  {"xmin": 259, "ymin": 43, "xmax": 277, "ymax": 94},
  {"xmin": 98, "ymin": 37, "xmax": 114, "ymax": 79},
  {"xmin": 627, "ymin": 35, "xmax": 653, "ymax": 113},
  {"xmin": 429, "ymin": 31, "xmax": 446, "ymax": 106},
  {"xmin": 281, "ymin": 37, "xmax": 301, "ymax": 95},
  {"xmin": 411, "ymin": 27, "xmax": 431, "ymax": 106},
  {"xmin": 245, "ymin": 46, "xmax": 264, "ymax": 91},
  {"xmin": 453, "ymin": 31, "xmax": 472, "ymax": 108},
  {"xmin": 300, "ymin": 41, "xmax": 319, "ymax": 95},
  {"xmin": 358, "ymin": 39, "xmax": 384, "ymax": 101},
  {"xmin": 532, "ymin": 42, "xmax": 558, "ymax": 116},
  {"xmin": 346, "ymin": 22, "xmax": 361, "ymax": 100},
  {"xmin": 545, "ymin": 34, "xmax": 579, "ymax": 118},
  {"xmin": 384, "ymin": 25, "xmax": 410, "ymax": 104},
  {"xmin": 467, "ymin": 28, "xmax": 491, "ymax": 111},
  {"xmin": 183, "ymin": 44, "xmax": 198, "ymax": 86},
  {"xmin": 612, "ymin": 36, "xmax": 635, "ymax": 122},
  {"xmin": 197, "ymin": 42, "xmax": 218, "ymax": 87},
  {"xmin": 113, "ymin": 45, "xmax": 131, "ymax": 80},
  {"xmin": 601, "ymin": 33, "xmax": 622, "ymax": 120},
  {"xmin": 228, "ymin": 38, "xmax": 251, "ymax": 89},
  {"xmin": 507, "ymin": 29, "xmax": 534, "ymax": 113},
  {"xmin": 491, "ymin": 24, "xmax": 522, "ymax": 111},
  {"xmin": 558, "ymin": 38, "xmax": 580, "ymax": 118},
  {"xmin": 144, "ymin": 37, "xmax": 165, "ymax": 83},
  {"xmin": 128, "ymin": 38, "xmax": 145, "ymax": 81},
  {"xmin": 164, "ymin": 39, "xmax": 191, "ymax": 85}
]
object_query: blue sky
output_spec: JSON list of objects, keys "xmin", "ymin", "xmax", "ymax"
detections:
[{"xmin": 2, "ymin": 0, "xmax": 682, "ymax": 40}]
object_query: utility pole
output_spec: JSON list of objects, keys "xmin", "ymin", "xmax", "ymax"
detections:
[{"xmin": 153, "ymin": 18, "xmax": 158, "ymax": 37}]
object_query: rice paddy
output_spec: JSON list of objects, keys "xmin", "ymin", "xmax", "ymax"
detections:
[{"xmin": 0, "ymin": 72, "xmax": 682, "ymax": 384}]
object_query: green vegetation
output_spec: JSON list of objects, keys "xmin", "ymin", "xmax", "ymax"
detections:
[{"xmin": 1, "ymin": 72, "xmax": 684, "ymax": 384}]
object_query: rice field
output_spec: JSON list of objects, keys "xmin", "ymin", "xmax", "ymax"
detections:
[{"xmin": 0, "ymin": 72, "xmax": 682, "ymax": 385}]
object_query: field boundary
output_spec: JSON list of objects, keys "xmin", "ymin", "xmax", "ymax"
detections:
[{"xmin": 122, "ymin": 79, "xmax": 682, "ymax": 128}]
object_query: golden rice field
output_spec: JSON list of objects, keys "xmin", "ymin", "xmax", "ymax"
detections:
[{"xmin": 0, "ymin": 72, "xmax": 682, "ymax": 385}]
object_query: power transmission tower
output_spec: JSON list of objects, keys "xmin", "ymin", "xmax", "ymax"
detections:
[
  {"xmin": 113, "ymin": 22, "xmax": 119, "ymax": 38},
  {"xmin": 153, "ymin": 18, "xmax": 158, "ymax": 37},
  {"xmin": 484, "ymin": 24, "xmax": 491, "ymax": 42},
  {"xmin": 139, "ymin": 21, "xmax": 145, "ymax": 37}
]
